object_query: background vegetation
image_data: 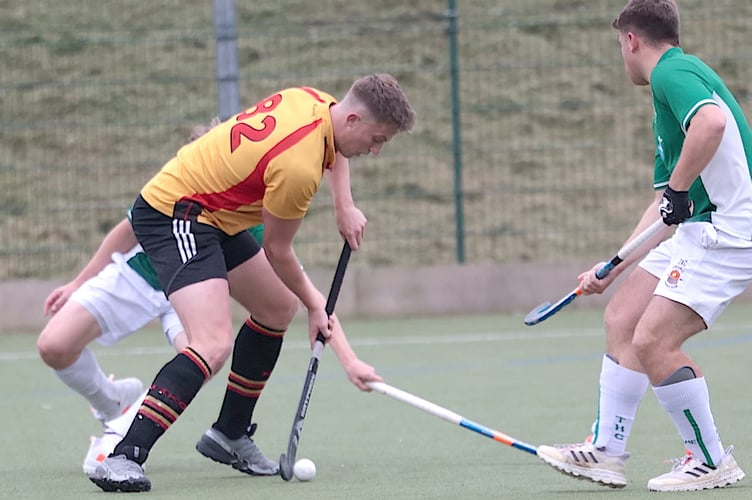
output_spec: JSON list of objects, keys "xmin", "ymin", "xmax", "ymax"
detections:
[{"xmin": 2, "ymin": 0, "xmax": 752, "ymax": 277}]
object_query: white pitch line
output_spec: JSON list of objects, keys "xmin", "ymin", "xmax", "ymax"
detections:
[
  {"xmin": 0, "ymin": 328, "xmax": 601, "ymax": 362},
  {"xmin": 1, "ymin": 322, "xmax": 748, "ymax": 363}
]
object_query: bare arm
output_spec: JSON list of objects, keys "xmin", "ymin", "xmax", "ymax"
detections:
[
  {"xmin": 73, "ymin": 219, "xmax": 138, "ymax": 286},
  {"xmin": 44, "ymin": 218, "xmax": 138, "ymax": 315},
  {"xmin": 261, "ymin": 208, "xmax": 329, "ymax": 345},
  {"xmin": 324, "ymin": 153, "xmax": 367, "ymax": 250},
  {"xmin": 327, "ymin": 313, "xmax": 382, "ymax": 391},
  {"xmin": 578, "ymin": 191, "xmax": 670, "ymax": 295},
  {"xmin": 668, "ymin": 104, "xmax": 726, "ymax": 190}
]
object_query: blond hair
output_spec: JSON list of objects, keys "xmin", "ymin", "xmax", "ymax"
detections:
[{"xmin": 347, "ymin": 73, "xmax": 416, "ymax": 132}]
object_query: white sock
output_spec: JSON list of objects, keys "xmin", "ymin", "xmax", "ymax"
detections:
[
  {"xmin": 592, "ymin": 355, "xmax": 649, "ymax": 455},
  {"xmin": 54, "ymin": 347, "xmax": 118, "ymax": 418},
  {"xmin": 104, "ymin": 390, "xmax": 147, "ymax": 436},
  {"xmin": 652, "ymin": 377, "xmax": 724, "ymax": 466}
]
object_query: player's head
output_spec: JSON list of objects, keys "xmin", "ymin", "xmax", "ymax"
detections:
[
  {"xmin": 612, "ymin": 0, "xmax": 680, "ymax": 86},
  {"xmin": 612, "ymin": 0, "xmax": 680, "ymax": 46},
  {"xmin": 331, "ymin": 73, "xmax": 416, "ymax": 158}
]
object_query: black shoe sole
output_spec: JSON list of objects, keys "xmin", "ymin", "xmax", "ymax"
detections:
[{"xmin": 89, "ymin": 476, "xmax": 152, "ymax": 492}]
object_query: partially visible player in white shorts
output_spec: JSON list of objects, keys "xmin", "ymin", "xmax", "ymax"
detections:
[
  {"xmin": 38, "ymin": 219, "xmax": 269, "ymax": 476},
  {"xmin": 37, "ymin": 122, "xmax": 219, "ymax": 476},
  {"xmin": 639, "ymin": 220, "xmax": 752, "ymax": 328},
  {"xmin": 75, "ymin": 246, "xmax": 185, "ymax": 473},
  {"xmin": 71, "ymin": 245, "xmax": 183, "ymax": 348},
  {"xmin": 37, "ymin": 218, "xmax": 189, "ymax": 476}
]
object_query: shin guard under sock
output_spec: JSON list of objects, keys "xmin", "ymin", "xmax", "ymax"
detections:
[
  {"xmin": 213, "ymin": 317, "xmax": 284, "ymax": 439},
  {"xmin": 114, "ymin": 347, "xmax": 211, "ymax": 464}
]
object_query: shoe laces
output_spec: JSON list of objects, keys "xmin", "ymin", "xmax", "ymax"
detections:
[
  {"xmin": 665, "ymin": 453, "xmax": 695, "ymax": 470},
  {"xmin": 237, "ymin": 423, "xmax": 277, "ymax": 469},
  {"xmin": 109, "ymin": 454, "xmax": 145, "ymax": 474},
  {"xmin": 664, "ymin": 449, "xmax": 720, "ymax": 471},
  {"xmin": 553, "ymin": 441, "xmax": 631, "ymax": 461},
  {"xmin": 234, "ymin": 424, "xmax": 264, "ymax": 457},
  {"xmin": 552, "ymin": 441, "xmax": 592, "ymax": 450}
]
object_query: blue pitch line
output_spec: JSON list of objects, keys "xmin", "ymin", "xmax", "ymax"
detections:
[{"xmin": 509, "ymin": 352, "xmax": 602, "ymax": 367}]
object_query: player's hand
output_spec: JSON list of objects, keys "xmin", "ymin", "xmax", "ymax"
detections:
[
  {"xmin": 342, "ymin": 358, "xmax": 383, "ymax": 391},
  {"xmin": 307, "ymin": 308, "xmax": 333, "ymax": 349},
  {"xmin": 660, "ymin": 187, "xmax": 693, "ymax": 225},
  {"xmin": 335, "ymin": 205, "xmax": 366, "ymax": 251},
  {"xmin": 44, "ymin": 282, "xmax": 78, "ymax": 316},
  {"xmin": 578, "ymin": 262, "xmax": 615, "ymax": 295}
]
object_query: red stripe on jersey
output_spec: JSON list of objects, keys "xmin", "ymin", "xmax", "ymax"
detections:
[
  {"xmin": 300, "ymin": 87, "xmax": 327, "ymax": 103},
  {"xmin": 182, "ymin": 118, "xmax": 324, "ymax": 214}
]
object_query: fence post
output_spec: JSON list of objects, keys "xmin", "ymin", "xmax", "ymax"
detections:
[
  {"xmin": 213, "ymin": 0, "xmax": 241, "ymax": 120},
  {"xmin": 446, "ymin": 0, "xmax": 465, "ymax": 263}
]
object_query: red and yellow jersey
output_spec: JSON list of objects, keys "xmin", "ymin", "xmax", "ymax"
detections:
[{"xmin": 141, "ymin": 87, "xmax": 338, "ymax": 235}]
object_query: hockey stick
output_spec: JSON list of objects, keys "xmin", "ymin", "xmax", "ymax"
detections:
[
  {"xmin": 279, "ymin": 241, "xmax": 351, "ymax": 481},
  {"xmin": 366, "ymin": 381, "xmax": 537, "ymax": 455},
  {"xmin": 524, "ymin": 219, "xmax": 665, "ymax": 326}
]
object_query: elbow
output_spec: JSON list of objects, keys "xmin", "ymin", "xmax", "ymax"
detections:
[
  {"xmin": 262, "ymin": 242, "xmax": 285, "ymax": 263},
  {"xmin": 704, "ymin": 109, "xmax": 726, "ymax": 145},
  {"xmin": 691, "ymin": 106, "xmax": 726, "ymax": 146}
]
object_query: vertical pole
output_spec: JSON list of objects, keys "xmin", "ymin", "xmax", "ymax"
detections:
[
  {"xmin": 446, "ymin": 0, "xmax": 465, "ymax": 263},
  {"xmin": 213, "ymin": 0, "xmax": 241, "ymax": 120}
]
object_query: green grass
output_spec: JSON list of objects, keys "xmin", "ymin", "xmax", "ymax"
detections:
[{"xmin": 3, "ymin": 304, "xmax": 752, "ymax": 499}]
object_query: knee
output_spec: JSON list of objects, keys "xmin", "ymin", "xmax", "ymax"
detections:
[
  {"xmin": 215, "ymin": 343, "xmax": 234, "ymax": 372},
  {"xmin": 630, "ymin": 328, "xmax": 655, "ymax": 363},
  {"xmin": 202, "ymin": 340, "xmax": 234, "ymax": 374},
  {"xmin": 190, "ymin": 331, "xmax": 235, "ymax": 374},
  {"xmin": 604, "ymin": 298, "xmax": 640, "ymax": 338},
  {"xmin": 252, "ymin": 290, "xmax": 299, "ymax": 329},
  {"xmin": 37, "ymin": 332, "xmax": 72, "ymax": 369},
  {"xmin": 603, "ymin": 304, "xmax": 625, "ymax": 345},
  {"xmin": 278, "ymin": 291, "xmax": 299, "ymax": 325}
]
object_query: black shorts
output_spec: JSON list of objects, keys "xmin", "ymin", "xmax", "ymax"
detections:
[{"xmin": 130, "ymin": 195, "xmax": 261, "ymax": 296}]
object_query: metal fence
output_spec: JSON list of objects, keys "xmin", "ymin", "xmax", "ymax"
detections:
[{"xmin": 2, "ymin": 0, "xmax": 752, "ymax": 278}]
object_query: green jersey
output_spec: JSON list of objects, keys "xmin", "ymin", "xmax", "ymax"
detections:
[{"xmin": 651, "ymin": 47, "xmax": 752, "ymax": 239}]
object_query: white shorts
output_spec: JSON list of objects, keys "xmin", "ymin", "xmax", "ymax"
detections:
[
  {"xmin": 639, "ymin": 221, "xmax": 752, "ymax": 327},
  {"xmin": 70, "ymin": 247, "xmax": 184, "ymax": 346}
]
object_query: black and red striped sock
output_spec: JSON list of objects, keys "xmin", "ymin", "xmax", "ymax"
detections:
[
  {"xmin": 113, "ymin": 347, "xmax": 211, "ymax": 464},
  {"xmin": 213, "ymin": 317, "xmax": 284, "ymax": 439}
]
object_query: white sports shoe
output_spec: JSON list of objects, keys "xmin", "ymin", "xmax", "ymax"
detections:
[
  {"xmin": 647, "ymin": 445, "xmax": 745, "ymax": 492},
  {"xmin": 83, "ymin": 432, "xmax": 123, "ymax": 476},
  {"xmin": 537, "ymin": 442, "xmax": 629, "ymax": 488},
  {"xmin": 91, "ymin": 376, "xmax": 144, "ymax": 423}
]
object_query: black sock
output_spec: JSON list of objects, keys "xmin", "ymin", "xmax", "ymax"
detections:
[
  {"xmin": 213, "ymin": 317, "xmax": 284, "ymax": 439},
  {"xmin": 114, "ymin": 347, "xmax": 211, "ymax": 464}
]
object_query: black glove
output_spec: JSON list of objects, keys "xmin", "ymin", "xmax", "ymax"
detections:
[{"xmin": 660, "ymin": 186, "xmax": 693, "ymax": 225}]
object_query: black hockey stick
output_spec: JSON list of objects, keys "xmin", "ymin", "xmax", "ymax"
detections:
[{"xmin": 279, "ymin": 241, "xmax": 352, "ymax": 481}]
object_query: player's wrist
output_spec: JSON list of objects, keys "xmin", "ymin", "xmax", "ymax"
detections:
[{"xmin": 660, "ymin": 186, "xmax": 692, "ymax": 225}]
